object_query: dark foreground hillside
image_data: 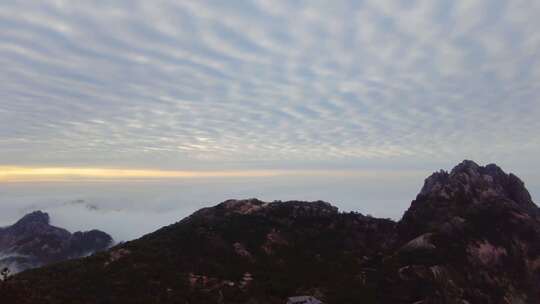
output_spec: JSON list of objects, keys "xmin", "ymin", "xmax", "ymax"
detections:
[{"xmin": 2, "ymin": 160, "xmax": 540, "ymax": 304}]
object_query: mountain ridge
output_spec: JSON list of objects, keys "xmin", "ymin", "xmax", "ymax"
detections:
[{"xmin": 2, "ymin": 160, "xmax": 539, "ymax": 303}]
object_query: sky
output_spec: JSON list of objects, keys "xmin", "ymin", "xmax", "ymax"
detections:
[{"xmin": 0, "ymin": 0, "xmax": 539, "ymax": 241}]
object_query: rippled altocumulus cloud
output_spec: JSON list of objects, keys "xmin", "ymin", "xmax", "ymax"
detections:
[{"xmin": 0, "ymin": 0, "xmax": 539, "ymax": 170}]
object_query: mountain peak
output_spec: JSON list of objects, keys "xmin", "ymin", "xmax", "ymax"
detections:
[
  {"xmin": 13, "ymin": 211, "xmax": 50, "ymax": 227},
  {"xmin": 1, "ymin": 211, "xmax": 113, "ymax": 273},
  {"xmin": 418, "ymin": 160, "xmax": 534, "ymax": 208},
  {"xmin": 450, "ymin": 159, "xmax": 480, "ymax": 174},
  {"xmin": 400, "ymin": 160, "xmax": 538, "ymax": 242}
]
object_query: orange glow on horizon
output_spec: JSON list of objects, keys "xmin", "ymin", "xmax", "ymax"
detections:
[
  {"xmin": 0, "ymin": 166, "xmax": 284, "ymax": 182},
  {"xmin": 0, "ymin": 166, "xmax": 426, "ymax": 182}
]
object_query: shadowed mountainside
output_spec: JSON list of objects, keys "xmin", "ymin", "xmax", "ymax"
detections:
[
  {"xmin": 2, "ymin": 160, "xmax": 539, "ymax": 303},
  {"xmin": 0, "ymin": 211, "xmax": 113, "ymax": 273}
]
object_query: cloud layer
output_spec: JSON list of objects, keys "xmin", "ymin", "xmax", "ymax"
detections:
[
  {"xmin": 0, "ymin": 0, "xmax": 539, "ymax": 170},
  {"xmin": 0, "ymin": 172, "xmax": 428, "ymax": 241}
]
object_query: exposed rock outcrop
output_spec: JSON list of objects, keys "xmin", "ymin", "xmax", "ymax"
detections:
[{"xmin": 383, "ymin": 160, "xmax": 540, "ymax": 303}]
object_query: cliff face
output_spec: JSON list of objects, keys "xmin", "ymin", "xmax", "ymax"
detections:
[
  {"xmin": 399, "ymin": 160, "xmax": 537, "ymax": 241},
  {"xmin": 0, "ymin": 211, "xmax": 113, "ymax": 273},
  {"xmin": 3, "ymin": 161, "xmax": 540, "ymax": 304},
  {"xmin": 384, "ymin": 160, "xmax": 540, "ymax": 303}
]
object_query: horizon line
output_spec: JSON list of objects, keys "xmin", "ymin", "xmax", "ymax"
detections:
[{"xmin": 0, "ymin": 166, "xmax": 427, "ymax": 183}]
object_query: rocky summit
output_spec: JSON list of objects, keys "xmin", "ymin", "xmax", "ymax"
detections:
[
  {"xmin": 2, "ymin": 161, "xmax": 539, "ymax": 304},
  {"xmin": 385, "ymin": 160, "xmax": 540, "ymax": 303},
  {"xmin": 0, "ymin": 210, "xmax": 113, "ymax": 273}
]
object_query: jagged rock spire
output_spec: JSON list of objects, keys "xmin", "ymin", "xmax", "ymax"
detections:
[
  {"xmin": 417, "ymin": 160, "xmax": 534, "ymax": 209},
  {"xmin": 399, "ymin": 160, "xmax": 538, "ymax": 242}
]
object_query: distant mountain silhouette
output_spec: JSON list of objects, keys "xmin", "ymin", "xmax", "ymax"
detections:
[
  {"xmin": 2, "ymin": 161, "xmax": 539, "ymax": 304},
  {"xmin": 0, "ymin": 210, "xmax": 113, "ymax": 273}
]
